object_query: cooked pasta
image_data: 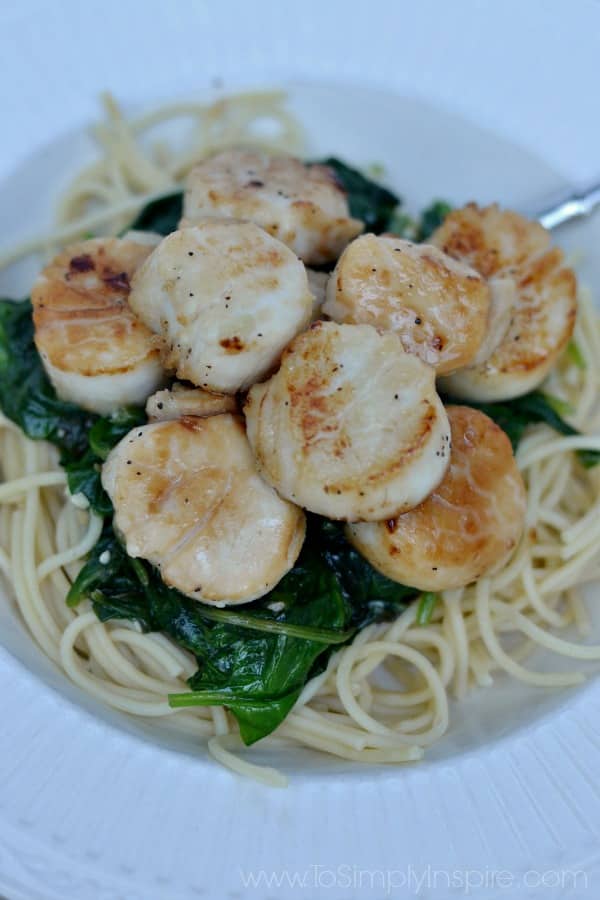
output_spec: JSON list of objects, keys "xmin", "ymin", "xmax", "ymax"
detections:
[{"xmin": 1, "ymin": 91, "xmax": 599, "ymax": 787}]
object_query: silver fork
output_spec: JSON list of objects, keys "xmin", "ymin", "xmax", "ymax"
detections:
[{"xmin": 535, "ymin": 184, "xmax": 600, "ymax": 230}]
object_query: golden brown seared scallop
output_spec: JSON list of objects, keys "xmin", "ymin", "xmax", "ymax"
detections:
[
  {"xmin": 244, "ymin": 321, "xmax": 451, "ymax": 522},
  {"xmin": 430, "ymin": 204, "xmax": 577, "ymax": 401},
  {"xmin": 129, "ymin": 222, "xmax": 313, "ymax": 394},
  {"xmin": 145, "ymin": 384, "xmax": 237, "ymax": 421},
  {"xmin": 469, "ymin": 276, "xmax": 517, "ymax": 366},
  {"xmin": 322, "ymin": 235, "xmax": 490, "ymax": 374},
  {"xmin": 430, "ymin": 204, "xmax": 550, "ymax": 276},
  {"xmin": 182, "ymin": 148, "xmax": 363, "ymax": 264},
  {"xmin": 32, "ymin": 236, "xmax": 164, "ymax": 414},
  {"xmin": 102, "ymin": 414, "xmax": 305, "ymax": 605},
  {"xmin": 346, "ymin": 406, "xmax": 526, "ymax": 591}
]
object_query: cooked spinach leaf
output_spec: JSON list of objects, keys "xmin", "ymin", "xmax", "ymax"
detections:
[
  {"xmin": 8, "ymin": 172, "xmax": 595, "ymax": 751},
  {"xmin": 87, "ymin": 408, "xmax": 146, "ymax": 460},
  {"xmin": 178, "ymin": 547, "xmax": 348, "ymax": 744},
  {"xmin": 127, "ymin": 192, "xmax": 183, "ymax": 236},
  {"xmin": 315, "ymin": 158, "xmax": 400, "ymax": 233},
  {"xmin": 69, "ymin": 522, "xmax": 350, "ymax": 743},
  {"xmin": 315, "ymin": 518, "xmax": 416, "ymax": 627},
  {"xmin": 62, "ymin": 451, "xmax": 111, "ymax": 515},
  {"xmin": 417, "ymin": 200, "xmax": 453, "ymax": 240},
  {"xmin": 68, "ymin": 523, "xmax": 154, "ymax": 625},
  {"xmin": 0, "ymin": 298, "xmax": 145, "ymax": 512},
  {"xmin": 382, "ymin": 199, "xmax": 453, "ymax": 242},
  {"xmin": 1, "ymin": 293, "xmax": 413, "ymax": 743},
  {"xmin": 61, "ymin": 407, "xmax": 146, "ymax": 514},
  {"xmin": 445, "ymin": 390, "xmax": 600, "ymax": 468},
  {"xmin": 68, "ymin": 515, "xmax": 415, "ymax": 744}
]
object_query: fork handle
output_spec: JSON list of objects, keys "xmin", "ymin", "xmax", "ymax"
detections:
[{"xmin": 537, "ymin": 184, "xmax": 600, "ymax": 230}]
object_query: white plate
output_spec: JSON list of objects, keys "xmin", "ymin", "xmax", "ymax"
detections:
[{"xmin": 1, "ymin": 2, "xmax": 600, "ymax": 898}]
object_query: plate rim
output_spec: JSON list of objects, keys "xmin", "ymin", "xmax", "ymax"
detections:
[{"xmin": 2, "ymin": 3, "xmax": 600, "ymax": 897}]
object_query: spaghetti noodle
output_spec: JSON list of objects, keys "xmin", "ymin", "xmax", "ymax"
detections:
[{"xmin": 1, "ymin": 91, "xmax": 599, "ymax": 786}]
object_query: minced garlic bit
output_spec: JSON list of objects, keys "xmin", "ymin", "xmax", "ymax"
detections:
[
  {"xmin": 267, "ymin": 601, "xmax": 285, "ymax": 613},
  {"xmin": 70, "ymin": 491, "xmax": 90, "ymax": 509}
]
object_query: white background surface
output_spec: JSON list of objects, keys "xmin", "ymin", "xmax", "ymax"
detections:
[
  {"xmin": 1, "ymin": 2, "xmax": 600, "ymax": 899},
  {"xmin": 1, "ymin": 0, "xmax": 598, "ymax": 184}
]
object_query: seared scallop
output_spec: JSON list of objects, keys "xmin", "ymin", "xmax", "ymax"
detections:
[
  {"xmin": 129, "ymin": 222, "xmax": 313, "ymax": 394},
  {"xmin": 182, "ymin": 148, "xmax": 363, "ymax": 264},
  {"xmin": 145, "ymin": 384, "xmax": 237, "ymax": 421},
  {"xmin": 430, "ymin": 204, "xmax": 577, "ymax": 401},
  {"xmin": 244, "ymin": 321, "xmax": 451, "ymax": 521},
  {"xmin": 323, "ymin": 235, "xmax": 490, "ymax": 374},
  {"xmin": 102, "ymin": 414, "xmax": 305, "ymax": 605},
  {"xmin": 430, "ymin": 204, "xmax": 549, "ymax": 276},
  {"xmin": 347, "ymin": 406, "xmax": 526, "ymax": 591},
  {"xmin": 32, "ymin": 236, "xmax": 164, "ymax": 414},
  {"xmin": 470, "ymin": 276, "xmax": 517, "ymax": 366}
]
